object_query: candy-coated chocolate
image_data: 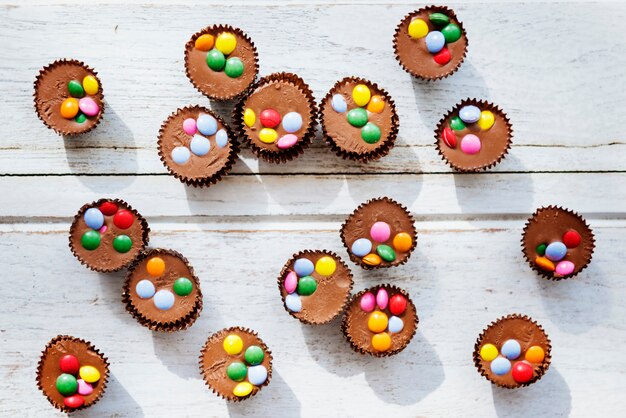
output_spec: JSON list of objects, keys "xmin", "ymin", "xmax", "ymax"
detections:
[
  {"xmin": 536, "ymin": 243, "xmax": 547, "ymax": 256},
  {"xmin": 99, "ymin": 202, "xmax": 118, "ymax": 216},
  {"xmin": 331, "ymin": 94, "xmax": 347, "ymax": 113},
  {"xmin": 277, "ymin": 134, "xmax": 298, "ymax": 149},
  {"xmin": 441, "ymin": 23, "xmax": 462, "ymax": 43},
  {"xmin": 79, "ymin": 365, "xmax": 100, "ymax": 383},
  {"xmin": 153, "ymin": 289, "xmax": 175, "ymax": 310},
  {"xmin": 535, "ymin": 256, "xmax": 555, "ymax": 271},
  {"xmin": 367, "ymin": 311, "xmax": 388, "ymax": 333},
  {"xmin": 284, "ymin": 271, "xmax": 298, "ymax": 294},
  {"xmin": 459, "ymin": 105, "xmax": 481, "ymax": 123},
  {"xmin": 223, "ymin": 334, "xmax": 243, "ymax": 355},
  {"xmin": 477, "ymin": 110, "xmax": 495, "ymax": 130},
  {"xmin": 190, "ymin": 134, "xmax": 211, "ymax": 156},
  {"xmin": 562, "ymin": 230, "xmax": 581, "ymax": 248},
  {"xmin": 315, "ymin": 256, "xmax": 336, "ymax": 276},
  {"xmin": 113, "ymin": 209, "xmax": 133, "ymax": 229},
  {"xmin": 172, "ymin": 146, "xmax": 191, "ymax": 165},
  {"xmin": 112, "ymin": 235, "xmax": 130, "ymax": 253},
  {"xmin": 408, "ymin": 18, "xmax": 429, "ymax": 39},
  {"xmin": 285, "ymin": 293, "xmax": 302, "ymax": 312},
  {"xmin": 216, "ymin": 129, "xmax": 228, "ymax": 148},
  {"xmin": 352, "ymin": 84, "xmax": 371, "ymax": 107},
  {"xmin": 78, "ymin": 97, "xmax": 100, "ymax": 117},
  {"xmin": 207, "ymin": 49, "xmax": 226, "ymax": 71},
  {"xmin": 173, "ymin": 277, "xmax": 193, "ymax": 296},
  {"xmin": 480, "ymin": 344, "xmax": 499, "ymax": 361},
  {"xmin": 366, "ymin": 95, "xmax": 385, "ymax": 113},
  {"xmin": 224, "ymin": 57, "xmax": 244, "ymax": 78},
  {"xmin": 347, "ymin": 108, "xmax": 368, "ymax": 127},
  {"xmin": 370, "ymin": 221, "xmax": 391, "ymax": 242},
  {"xmin": 525, "ymin": 346, "xmax": 545, "ymax": 363},
  {"xmin": 195, "ymin": 34, "xmax": 215, "ymax": 51},
  {"xmin": 197, "ymin": 114, "xmax": 218, "ymax": 136},
  {"xmin": 215, "ymin": 32, "xmax": 237, "ymax": 55},
  {"xmin": 376, "ymin": 244, "xmax": 396, "ymax": 262},
  {"xmin": 77, "ymin": 379, "xmax": 93, "ymax": 396},
  {"xmin": 146, "ymin": 257, "xmax": 165, "ymax": 277},
  {"xmin": 67, "ymin": 80, "xmax": 84, "ymax": 98},
  {"xmin": 389, "ymin": 294, "xmax": 407, "ymax": 315},
  {"xmin": 84, "ymin": 208, "xmax": 104, "ymax": 230},
  {"xmin": 490, "ymin": 357, "xmax": 511, "ymax": 375},
  {"xmin": 433, "ymin": 47, "xmax": 451, "ymax": 65},
  {"xmin": 75, "ymin": 113, "xmax": 87, "ymax": 123},
  {"xmin": 361, "ymin": 122, "xmax": 381, "ymax": 144},
  {"xmin": 81, "ymin": 230, "xmax": 100, "ymax": 250},
  {"xmin": 362, "ymin": 253, "xmax": 382, "ymax": 266},
  {"xmin": 294, "ymin": 258, "xmax": 314, "ymax": 276},
  {"xmin": 371, "ymin": 332, "xmax": 391, "ymax": 351},
  {"xmin": 460, "ymin": 134, "xmax": 481, "ymax": 155},
  {"xmin": 429, "ymin": 12, "xmax": 450, "ymax": 26},
  {"xmin": 56, "ymin": 373, "xmax": 78, "ymax": 396},
  {"xmin": 226, "ymin": 361, "xmax": 247, "ymax": 382},
  {"xmin": 392, "ymin": 232, "xmax": 412, "ymax": 253},
  {"xmin": 60, "ymin": 98, "xmax": 79, "ymax": 119},
  {"xmin": 450, "ymin": 116, "xmax": 466, "ymax": 131},
  {"xmin": 135, "ymin": 279, "xmax": 156, "ymax": 299},
  {"xmin": 425, "ymin": 31, "xmax": 445, "ymax": 53},
  {"xmin": 99, "ymin": 225, "xmax": 107, "ymax": 233},
  {"xmin": 388, "ymin": 316, "xmax": 404, "ymax": 333},
  {"xmin": 260, "ymin": 109, "xmax": 281, "ymax": 128},
  {"xmin": 376, "ymin": 288, "xmax": 388, "ymax": 310},
  {"xmin": 442, "ymin": 126, "xmax": 457, "ymax": 148},
  {"xmin": 182, "ymin": 118, "xmax": 197, "ymax": 135},
  {"xmin": 243, "ymin": 108, "xmax": 256, "ymax": 127},
  {"xmin": 282, "ymin": 112, "xmax": 303, "ymax": 133},
  {"xmin": 64, "ymin": 395, "xmax": 84, "ymax": 409},
  {"xmin": 501, "ymin": 339, "xmax": 521, "ymax": 360},
  {"xmin": 259, "ymin": 128, "xmax": 278, "ymax": 144},
  {"xmin": 555, "ymin": 260, "xmax": 575, "ymax": 276},
  {"xmin": 545, "ymin": 242, "xmax": 567, "ymax": 261},
  {"xmin": 233, "ymin": 382, "xmax": 253, "ymax": 397},
  {"xmin": 297, "ymin": 276, "xmax": 317, "ymax": 296},
  {"xmin": 247, "ymin": 365, "xmax": 268, "ymax": 386},
  {"xmin": 60, "ymin": 355, "xmax": 80, "ymax": 374},
  {"xmin": 244, "ymin": 345, "xmax": 264, "ymax": 366},
  {"xmin": 82, "ymin": 75, "xmax": 99, "ymax": 95},
  {"xmin": 351, "ymin": 238, "xmax": 372, "ymax": 257},
  {"xmin": 511, "ymin": 361, "xmax": 533, "ymax": 383},
  {"xmin": 360, "ymin": 292, "xmax": 375, "ymax": 312}
]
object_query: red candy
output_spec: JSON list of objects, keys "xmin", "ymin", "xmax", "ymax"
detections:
[
  {"xmin": 59, "ymin": 355, "xmax": 80, "ymax": 374},
  {"xmin": 64, "ymin": 395, "xmax": 85, "ymax": 409},
  {"xmin": 511, "ymin": 361, "xmax": 534, "ymax": 383},
  {"xmin": 389, "ymin": 294, "xmax": 407, "ymax": 315},
  {"xmin": 442, "ymin": 127, "xmax": 457, "ymax": 148},
  {"xmin": 562, "ymin": 230, "xmax": 581, "ymax": 248},
  {"xmin": 99, "ymin": 201, "xmax": 118, "ymax": 216},
  {"xmin": 259, "ymin": 109, "xmax": 281, "ymax": 128},
  {"xmin": 433, "ymin": 47, "xmax": 451, "ymax": 65},
  {"xmin": 113, "ymin": 209, "xmax": 133, "ymax": 229}
]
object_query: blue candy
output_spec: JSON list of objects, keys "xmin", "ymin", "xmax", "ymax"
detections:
[
  {"xmin": 426, "ymin": 31, "xmax": 445, "ymax": 53},
  {"xmin": 293, "ymin": 258, "xmax": 314, "ymax": 276},
  {"xmin": 459, "ymin": 105, "xmax": 481, "ymax": 123},
  {"xmin": 351, "ymin": 238, "xmax": 372, "ymax": 257},
  {"xmin": 84, "ymin": 208, "xmax": 104, "ymax": 230},
  {"xmin": 388, "ymin": 316, "xmax": 404, "ymax": 333},
  {"xmin": 153, "ymin": 290, "xmax": 175, "ymax": 310},
  {"xmin": 190, "ymin": 134, "xmax": 210, "ymax": 156},
  {"xmin": 197, "ymin": 114, "xmax": 218, "ymax": 136},
  {"xmin": 490, "ymin": 357, "xmax": 511, "ymax": 376},
  {"xmin": 331, "ymin": 94, "xmax": 347, "ymax": 113},
  {"xmin": 285, "ymin": 293, "xmax": 302, "ymax": 312},
  {"xmin": 247, "ymin": 365, "xmax": 268, "ymax": 385},
  {"xmin": 171, "ymin": 146, "xmax": 190, "ymax": 165},
  {"xmin": 215, "ymin": 129, "xmax": 228, "ymax": 148},
  {"xmin": 501, "ymin": 339, "xmax": 521, "ymax": 360},
  {"xmin": 135, "ymin": 279, "xmax": 156, "ymax": 299},
  {"xmin": 545, "ymin": 241, "xmax": 567, "ymax": 261},
  {"xmin": 282, "ymin": 112, "xmax": 303, "ymax": 133}
]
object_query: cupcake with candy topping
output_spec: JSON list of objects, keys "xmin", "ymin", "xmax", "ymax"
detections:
[
  {"xmin": 36, "ymin": 335, "xmax": 109, "ymax": 412},
  {"xmin": 393, "ymin": 5, "xmax": 468, "ymax": 80},
  {"xmin": 320, "ymin": 77, "xmax": 399, "ymax": 162},
  {"xmin": 200, "ymin": 327, "xmax": 272, "ymax": 401},
  {"xmin": 185, "ymin": 25, "xmax": 259, "ymax": 100},
  {"xmin": 158, "ymin": 106, "xmax": 239, "ymax": 187},
  {"xmin": 34, "ymin": 59, "xmax": 104, "ymax": 135},
  {"xmin": 233, "ymin": 72, "xmax": 317, "ymax": 163},
  {"xmin": 342, "ymin": 285, "xmax": 418, "ymax": 356},
  {"xmin": 435, "ymin": 98, "xmax": 512, "ymax": 171},
  {"xmin": 474, "ymin": 314, "xmax": 552, "ymax": 388},
  {"xmin": 522, "ymin": 206, "xmax": 595, "ymax": 280},
  {"xmin": 122, "ymin": 248, "xmax": 203, "ymax": 332},
  {"xmin": 278, "ymin": 250, "xmax": 353, "ymax": 324},
  {"xmin": 69, "ymin": 198, "xmax": 150, "ymax": 272}
]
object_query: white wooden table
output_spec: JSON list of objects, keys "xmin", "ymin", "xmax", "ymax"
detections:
[{"xmin": 1, "ymin": 1, "xmax": 625, "ymax": 416}]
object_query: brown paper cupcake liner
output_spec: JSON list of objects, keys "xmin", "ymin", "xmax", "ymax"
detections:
[
  {"xmin": 157, "ymin": 105, "xmax": 240, "ymax": 187},
  {"xmin": 435, "ymin": 98, "xmax": 513, "ymax": 172},
  {"xmin": 393, "ymin": 5, "xmax": 468, "ymax": 81},
  {"xmin": 473, "ymin": 314, "xmax": 552, "ymax": 388},
  {"xmin": 340, "ymin": 197, "xmax": 417, "ymax": 270},
  {"xmin": 184, "ymin": 25, "xmax": 259, "ymax": 101},
  {"xmin": 36, "ymin": 335, "xmax": 110, "ymax": 413},
  {"xmin": 341, "ymin": 284, "xmax": 418, "ymax": 357},
  {"xmin": 199, "ymin": 326, "xmax": 273, "ymax": 401},
  {"xmin": 320, "ymin": 76, "xmax": 399, "ymax": 162},
  {"xmin": 521, "ymin": 205, "xmax": 595, "ymax": 281},
  {"xmin": 68, "ymin": 198, "xmax": 150, "ymax": 273},
  {"xmin": 122, "ymin": 248, "xmax": 203, "ymax": 332},
  {"xmin": 232, "ymin": 72, "xmax": 318, "ymax": 163},
  {"xmin": 277, "ymin": 249, "xmax": 354, "ymax": 325},
  {"xmin": 33, "ymin": 59, "xmax": 105, "ymax": 136}
]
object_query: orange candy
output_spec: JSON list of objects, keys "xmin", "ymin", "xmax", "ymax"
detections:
[
  {"xmin": 362, "ymin": 253, "xmax": 381, "ymax": 266},
  {"xmin": 366, "ymin": 95, "xmax": 385, "ymax": 113},
  {"xmin": 535, "ymin": 256, "xmax": 555, "ymax": 272},
  {"xmin": 195, "ymin": 34, "xmax": 215, "ymax": 51},
  {"xmin": 146, "ymin": 257, "xmax": 165, "ymax": 276},
  {"xmin": 525, "ymin": 346, "xmax": 545, "ymax": 363},
  {"xmin": 60, "ymin": 98, "xmax": 79, "ymax": 119},
  {"xmin": 371, "ymin": 332, "xmax": 391, "ymax": 351},
  {"xmin": 392, "ymin": 232, "xmax": 412, "ymax": 252},
  {"xmin": 368, "ymin": 311, "xmax": 388, "ymax": 333}
]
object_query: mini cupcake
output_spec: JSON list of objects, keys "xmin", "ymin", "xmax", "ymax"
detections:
[
  {"xmin": 522, "ymin": 206, "xmax": 595, "ymax": 280},
  {"xmin": 232, "ymin": 72, "xmax": 317, "ymax": 163},
  {"xmin": 278, "ymin": 250, "xmax": 353, "ymax": 324},
  {"xmin": 199, "ymin": 327, "xmax": 272, "ymax": 401},
  {"xmin": 341, "ymin": 197, "xmax": 417, "ymax": 269},
  {"xmin": 342, "ymin": 285, "xmax": 418, "ymax": 356},
  {"xmin": 69, "ymin": 198, "xmax": 150, "ymax": 272},
  {"xmin": 36, "ymin": 335, "xmax": 109, "ymax": 412},
  {"xmin": 158, "ymin": 106, "xmax": 239, "ymax": 187},
  {"xmin": 34, "ymin": 59, "xmax": 104, "ymax": 135},
  {"xmin": 473, "ymin": 314, "xmax": 551, "ymax": 388},
  {"xmin": 122, "ymin": 248, "xmax": 203, "ymax": 332},
  {"xmin": 435, "ymin": 98, "xmax": 512, "ymax": 171},
  {"xmin": 320, "ymin": 77, "xmax": 399, "ymax": 162},
  {"xmin": 185, "ymin": 25, "xmax": 259, "ymax": 100}
]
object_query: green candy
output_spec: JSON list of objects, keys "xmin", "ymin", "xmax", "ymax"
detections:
[
  {"xmin": 173, "ymin": 277, "xmax": 193, "ymax": 296},
  {"xmin": 206, "ymin": 49, "xmax": 226, "ymax": 71},
  {"xmin": 450, "ymin": 116, "xmax": 466, "ymax": 131},
  {"xmin": 67, "ymin": 80, "xmax": 84, "ymax": 98},
  {"xmin": 441, "ymin": 23, "xmax": 462, "ymax": 43},
  {"xmin": 347, "ymin": 108, "xmax": 368, "ymax": 128},
  {"xmin": 75, "ymin": 113, "xmax": 87, "ymax": 124},
  {"xmin": 113, "ymin": 235, "xmax": 132, "ymax": 253},
  {"xmin": 429, "ymin": 12, "xmax": 450, "ymax": 26},
  {"xmin": 224, "ymin": 57, "xmax": 244, "ymax": 78},
  {"xmin": 81, "ymin": 230, "xmax": 100, "ymax": 250},
  {"xmin": 376, "ymin": 245, "xmax": 396, "ymax": 262},
  {"xmin": 297, "ymin": 276, "xmax": 317, "ymax": 296},
  {"xmin": 226, "ymin": 361, "xmax": 247, "ymax": 382},
  {"xmin": 536, "ymin": 244, "xmax": 547, "ymax": 256},
  {"xmin": 244, "ymin": 346, "xmax": 264, "ymax": 366},
  {"xmin": 361, "ymin": 122, "xmax": 381, "ymax": 144},
  {"xmin": 56, "ymin": 373, "xmax": 78, "ymax": 396}
]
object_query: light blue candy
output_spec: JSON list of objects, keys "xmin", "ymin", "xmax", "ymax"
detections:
[
  {"xmin": 351, "ymin": 238, "xmax": 372, "ymax": 257},
  {"xmin": 135, "ymin": 279, "xmax": 156, "ymax": 299},
  {"xmin": 190, "ymin": 134, "xmax": 210, "ymax": 156},
  {"xmin": 459, "ymin": 105, "xmax": 481, "ymax": 123},
  {"xmin": 426, "ymin": 31, "xmax": 445, "ymax": 53},
  {"xmin": 490, "ymin": 357, "xmax": 511, "ymax": 376},
  {"xmin": 215, "ymin": 129, "xmax": 228, "ymax": 148},
  {"xmin": 331, "ymin": 94, "xmax": 347, "ymax": 113},
  {"xmin": 247, "ymin": 365, "xmax": 268, "ymax": 386},
  {"xmin": 285, "ymin": 293, "xmax": 302, "ymax": 312},
  {"xmin": 545, "ymin": 241, "xmax": 567, "ymax": 261},
  {"xmin": 171, "ymin": 146, "xmax": 191, "ymax": 165},
  {"xmin": 293, "ymin": 258, "xmax": 314, "ymax": 276},
  {"xmin": 388, "ymin": 316, "xmax": 404, "ymax": 333},
  {"xmin": 153, "ymin": 290, "xmax": 175, "ymax": 310},
  {"xmin": 282, "ymin": 112, "xmax": 303, "ymax": 133},
  {"xmin": 197, "ymin": 114, "xmax": 218, "ymax": 136},
  {"xmin": 501, "ymin": 339, "xmax": 521, "ymax": 360},
  {"xmin": 84, "ymin": 208, "xmax": 104, "ymax": 230}
]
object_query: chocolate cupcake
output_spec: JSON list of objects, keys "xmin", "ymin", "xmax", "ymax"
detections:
[
  {"xmin": 393, "ymin": 6, "xmax": 468, "ymax": 80},
  {"xmin": 342, "ymin": 285, "xmax": 418, "ymax": 356},
  {"xmin": 36, "ymin": 335, "xmax": 109, "ymax": 412},
  {"xmin": 341, "ymin": 197, "xmax": 417, "ymax": 269},
  {"xmin": 34, "ymin": 59, "xmax": 104, "ymax": 135},
  {"xmin": 278, "ymin": 250, "xmax": 353, "ymax": 324},
  {"xmin": 69, "ymin": 198, "xmax": 149, "ymax": 272},
  {"xmin": 158, "ymin": 106, "xmax": 239, "ymax": 187},
  {"xmin": 185, "ymin": 25, "xmax": 259, "ymax": 100},
  {"xmin": 435, "ymin": 99, "xmax": 512, "ymax": 171},
  {"xmin": 199, "ymin": 327, "xmax": 272, "ymax": 401},
  {"xmin": 473, "ymin": 314, "xmax": 551, "ymax": 388},
  {"xmin": 522, "ymin": 206, "xmax": 595, "ymax": 280},
  {"xmin": 122, "ymin": 248, "xmax": 203, "ymax": 332},
  {"xmin": 320, "ymin": 77, "xmax": 399, "ymax": 162}
]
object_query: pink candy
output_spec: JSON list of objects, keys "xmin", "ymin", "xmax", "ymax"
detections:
[
  {"xmin": 78, "ymin": 97, "xmax": 100, "ymax": 117},
  {"xmin": 277, "ymin": 134, "xmax": 298, "ymax": 149},
  {"xmin": 99, "ymin": 225, "xmax": 107, "ymax": 233},
  {"xmin": 360, "ymin": 292, "xmax": 375, "ymax": 312},
  {"xmin": 555, "ymin": 260, "xmax": 575, "ymax": 276},
  {"xmin": 376, "ymin": 288, "xmax": 388, "ymax": 310},
  {"xmin": 77, "ymin": 379, "xmax": 93, "ymax": 396},
  {"xmin": 183, "ymin": 118, "xmax": 197, "ymax": 135},
  {"xmin": 460, "ymin": 134, "xmax": 481, "ymax": 155},
  {"xmin": 370, "ymin": 222, "xmax": 391, "ymax": 243},
  {"xmin": 284, "ymin": 271, "xmax": 298, "ymax": 294}
]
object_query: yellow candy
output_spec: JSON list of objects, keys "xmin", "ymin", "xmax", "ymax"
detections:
[
  {"xmin": 479, "ymin": 343, "xmax": 499, "ymax": 361},
  {"xmin": 315, "ymin": 256, "xmax": 336, "ymax": 276},
  {"xmin": 259, "ymin": 128, "xmax": 278, "ymax": 144},
  {"xmin": 243, "ymin": 108, "xmax": 256, "ymax": 127},
  {"xmin": 79, "ymin": 365, "xmax": 101, "ymax": 383},
  {"xmin": 362, "ymin": 253, "xmax": 381, "ymax": 266},
  {"xmin": 352, "ymin": 84, "xmax": 371, "ymax": 107},
  {"xmin": 60, "ymin": 98, "xmax": 79, "ymax": 119},
  {"xmin": 368, "ymin": 311, "xmax": 388, "ymax": 333},
  {"xmin": 215, "ymin": 32, "xmax": 237, "ymax": 55},
  {"xmin": 525, "ymin": 346, "xmax": 545, "ymax": 363},
  {"xmin": 366, "ymin": 95, "xmax": 385, "ymax": 113},
  {"xmin": 408, "ymin": 18, "xmax": 429, "ymax": 39},
  {"xmin": 146, "ymin": 257, "xmax": 165, "ymax": 277},
  {"xmin": 372, "ymin": 332, "xmax": 391, "ymax": 352},
  {"xmin": 223, "ymin": 334, "xmax": 243, "ymax": 355},
  {"xmin": 195, "ymin": 34, "xmax": 215, "ymax": 51},
  {"xmin": 392, "ymin": 232, "xmax": 412, "ymax": 253},
  {"xmin": 82, "ymin": 75, "xmax": 99, "ymax": 95},
  {"xmin": 233, "ymin": 381, "xmax": 253, "ymax": 397},
  {"xmin": 477, "ymin": 110, "xmax": 495, "ymax": 130}
]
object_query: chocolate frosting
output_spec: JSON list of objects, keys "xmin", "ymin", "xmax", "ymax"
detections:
[
  {"xmin": 522, "ymin": 206, "xmax": 595, "ymax": 280},
  {"xmin": 278, "ymin": 250, "xmax": 353, "ymax": 324},
  {"xmin": 474, "ymin": 314, "xmax": 551, "ymax": 388},
  {"xmin": 393, "ymin": 6, "xmax": 468, "ymax": 80}
]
